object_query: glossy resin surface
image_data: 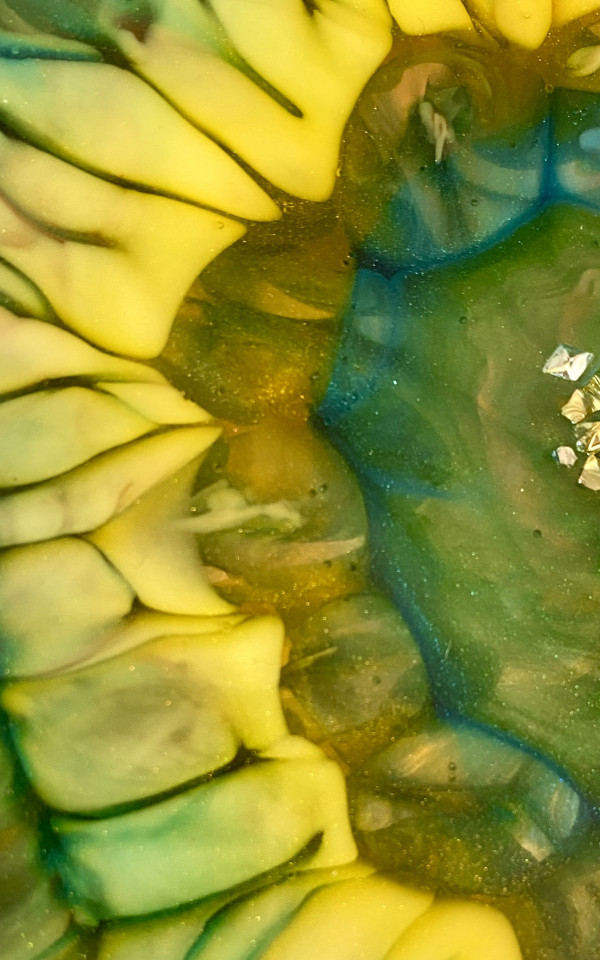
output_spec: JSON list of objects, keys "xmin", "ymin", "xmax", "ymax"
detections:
[{"xmin": 1, "ymin": 3, "xmax": 600, "ymax": 959}]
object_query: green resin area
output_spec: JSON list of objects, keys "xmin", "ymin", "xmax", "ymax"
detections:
[
  {"xmin": 349, "ymin": 720, "xmax": 588, "ymax": 896},
  {"xmin": 347, "ymin": 203, "xmax": 600, "ymax": 802}
]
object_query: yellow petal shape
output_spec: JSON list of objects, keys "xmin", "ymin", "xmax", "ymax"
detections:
[
  {"xmin": 0, "ymin": 134, "xmax": 244, "ymax": 358},
  {"xmin": 0, "ymin": 59, "xmax": 280, "ymax": 222},
  {"xmin": 113, "ymin": 0, "xmax": 391, "ymax": 201},
  {"xmin": 259, "ymin": 876, "xmax": 433, "ymax": 960},
  {"xmin": 96, "ymin": 382, "xmax": 211, "ymax": 426},
  {"xmin": 0, "ymin": 309, "xmax": 165, "ymax": 394},
  {"xmin": 63, "ymin": 610, "xmax": 247, "ymax": 672},
  {"xmin": 4, "ymin": 616, "xmax": 288, "ymax": 812},
  {"xmin": 553, "ymin": 0, "xmax": 600, "ymax": 27},
  {"xmin": 567, "ymin": 44, "xmax": 600, "ymax": 75},
  {"xmin": 388, "ymin": 0, "xmax": 473, "ymax": 34},
  {"xmin": 184, "ymin": 863, "xmax": 376, "ymax": 960},
  {"xmin": 0, "ymin": 425, "xmax": 220, "ymax": 548},
  {"xmin": 54, "ymin": 745, "xmax": 357, "ymax": 918},
  {"xmin": 0, "ymin": 260, "xmax": 48, "ymax": 319},
  {"xmin": 494, "ymin": 0, "xmax": 552, "ymax": 48},
  {"xmin": 96, "ymin": 895, "xmax": 236, "ymax": 960},
  {"xmin": 468, "ymin": 0, "xmax": 495, "ymax": 23},
  {"xmin": 386, "ymin": 901, "xmax": 522, "ymax": 960},
  {"xmin": 0, "ymin": 538, "xmax": 135, "ymax": 678},
  {"xmin": 469, "ymin": 0, "xmax": 553, "ymax": 45},
  {"xmin": 90, "ymin": 461, "xmax": 233, "ymax": 617},
  {"xmin": 0, "ymin": 387, "xmax": 155, "ymax": 486}
]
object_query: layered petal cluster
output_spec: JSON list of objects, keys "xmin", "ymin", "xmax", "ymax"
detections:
[{"xmin": 390, "ymin": 0, "xmax": 600, "ymax": 48}]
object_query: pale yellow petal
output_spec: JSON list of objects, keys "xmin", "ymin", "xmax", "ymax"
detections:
[
  {"xmin": 388, "ymin": 0, "xmax": 473, "ymax": 34},
  {"xmin": 0, "ymin": 538, "xmax": 135, "ymax": 678},
  {"xmin": 260, "ymin": 877, "xmax": 433, "ymax": 960},
  {"xmin": 3, "ymin": 616, "xmax": 288, "ymax": 812},
  {"xmin": 0, "ymin": 59, "xmax": 280, "ymax": 222},
  {"xmin": 96, "ymin": 382, "xmax": 211, "ymax": 426},
  {"xmin": 0, "ymin": 426, "xmax": 221, "ymax": 548},
  {"xmin": 466, "ymin": 0, "xmax": 496, "ymax": 28},
  {"xmin": 114, "ymin": 0, "xmax": 392, "ymax": 202},
  {"xmin": 553, "ymin": 0, "xmax": 600, "ymax": 27},
  {"xmin": 386, "ymin": 901, "xmax": 522, "ymax": 960},
  {"xmin": 53, "ymin": 748, "xmax": 357, "ymax": 917},
  {"xmin": 0, "ymin": 134, "xmax": 244, "ymax": 358},
  {"xmin": 0, "ymin": 310, "xmax": 165, "ymax": 394},
  {"xmin": 90, "ymin": 461, "xmax": 234, "ymax": 617},
  {"xmin": 567, "ymin": 44, "xmax": 600, "ymax": 75},
  {"xmin": 0, "ymin": 388, "xmax": 155, "ymax": 486},
  {"xmin": 494, "ymin": 0, "xmax": 552, "ymax": 48},
  {"xmin": 0, "ymin": 260, "xmax": 48, "ymax": 319}
]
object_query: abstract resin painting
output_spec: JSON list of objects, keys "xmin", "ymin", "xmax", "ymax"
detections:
[{"xmin": 4, "ymin": 1, "xmax": 600, "ymax": 958}]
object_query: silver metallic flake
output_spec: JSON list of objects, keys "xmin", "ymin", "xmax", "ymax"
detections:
[
  {"xmin": 543, "ymin": 345, "xmax": 595, "ymax": 382},
  {"xmin": 578, "ymin": 455, "xmax": 600, "ymax": 490},
  {"xmin": 552, "ymin": 445, "xmax": 578, "ymax": 467}
]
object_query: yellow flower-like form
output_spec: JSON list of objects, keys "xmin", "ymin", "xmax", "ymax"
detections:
[{"xmin": 389, "ymin": 0, "xmax": 600, "ymax": 48}]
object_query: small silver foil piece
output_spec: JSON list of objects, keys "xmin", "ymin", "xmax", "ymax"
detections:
[{"xmin": 543, "ymin": 344, "xmax": 595, "ymax": 382}]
